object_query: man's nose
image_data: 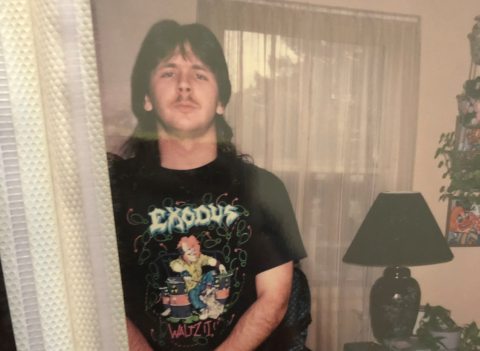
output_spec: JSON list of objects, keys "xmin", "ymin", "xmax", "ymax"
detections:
[{"xmin": 178, "ymin": 74, "xmax": 191, "ymax": 94}]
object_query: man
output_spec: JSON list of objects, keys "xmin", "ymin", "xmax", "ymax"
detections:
[{"xmin": 110, "ymin": 20, "xmax": 306, "ymax": 351}]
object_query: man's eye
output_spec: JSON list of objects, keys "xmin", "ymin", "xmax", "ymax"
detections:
[
  {"xmin": 160, "ymin": 71, "xmax": 174, "ymax": 78},
  {"xmin": 196, "ymin": 73, "xmax": 208, "ymax": 80}
]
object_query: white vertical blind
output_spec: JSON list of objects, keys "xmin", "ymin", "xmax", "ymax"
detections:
[{"xmin": 0, "ymin": 36, "xmax": 50, "ymax": 351}]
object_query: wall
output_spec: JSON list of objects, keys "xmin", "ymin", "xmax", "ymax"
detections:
[
  {"xmin": 92, "ymin": 0, "xmax": 197, "ymax": 153},
  {"xmin": 93, "ymin": 0, "xmax": 480, "ymax": 325},
  {"xmin": 299, "ymin": 0, "xmax": 480, "ymax": 325}
]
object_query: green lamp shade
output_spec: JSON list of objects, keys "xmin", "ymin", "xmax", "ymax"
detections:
[{"xmin": 343, "ymin": 192, "xmax": 453, "ymax": 267}]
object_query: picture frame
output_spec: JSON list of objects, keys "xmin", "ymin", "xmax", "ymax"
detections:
[{"xmin": 445, "ymin": 198, "xmax": 480, "ymax": 246}]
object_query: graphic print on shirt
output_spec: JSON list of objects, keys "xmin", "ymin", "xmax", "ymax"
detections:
[{"xmin": 126, "ymin": 192, "xmax": 252, "ymax": 348}]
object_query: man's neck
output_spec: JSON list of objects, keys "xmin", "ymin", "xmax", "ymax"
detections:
[{"xmin": 157, "ymin": 129, "xmax": 217, "ymax": 170}]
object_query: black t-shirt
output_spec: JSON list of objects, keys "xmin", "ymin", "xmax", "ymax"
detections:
[{"xmin": 109, "ymin": 148, "xmax": 306, "ymax": 351}]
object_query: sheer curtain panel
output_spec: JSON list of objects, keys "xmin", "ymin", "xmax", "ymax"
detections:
[
  {"xmin": 0, "ymin": 0, "xmax": 128, "ymax": 350},
  {"xmin": 198, "ymin": 1, "xmax": 421, "ymax": 349}
]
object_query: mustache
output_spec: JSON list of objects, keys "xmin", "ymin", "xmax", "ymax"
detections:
[{"xmin": 175, "ymin": 94, "xmax": 198, "ymax": 105}]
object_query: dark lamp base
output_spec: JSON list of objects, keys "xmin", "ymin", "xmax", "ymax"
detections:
[{"xmin": 370, "ymin": 266, "xmax": 420, "ymax": 343}]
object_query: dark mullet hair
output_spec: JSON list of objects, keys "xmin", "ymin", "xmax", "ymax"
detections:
[{"xmin": 125, "ymin": 19, "xmax": 238, "ymax": 159}]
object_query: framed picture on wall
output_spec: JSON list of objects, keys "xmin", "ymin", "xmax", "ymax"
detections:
[{"xmin": 445, "ymin": 198, "xmax": 480, "ymax": 246}]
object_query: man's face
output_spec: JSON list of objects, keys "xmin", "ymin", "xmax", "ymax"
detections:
[{"xmin": 144, "ymin": 43, "xmax": 225, "ymax": 140}]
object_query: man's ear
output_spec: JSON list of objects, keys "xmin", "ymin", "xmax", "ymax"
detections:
[
  {"xmin": 216, "ymin": 102, "xmax": 225, "ymax": 115},
  {"xmin": 144, "ymin": 95, "xmax": 153, "ymax": 112}
]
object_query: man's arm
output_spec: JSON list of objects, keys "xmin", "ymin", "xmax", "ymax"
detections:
[
  {"xmin": 215, "ymin": 261, "xmax": 293, "ymax": 351},
  {"xmin": 126, "ymin": 318, "xmax": 153, "ymax": 351}
]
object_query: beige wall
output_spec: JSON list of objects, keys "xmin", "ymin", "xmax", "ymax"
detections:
[
  {"xmin": 94, "ymin": 0, "xmax": 480, "ymax": 325},
  {"xmin": 299, "ymin": 0, "xmax": 480, "ymax": 325},
  {"xmin": 92, "ymin": 0, "xmax": 197, "ymax": 153}
]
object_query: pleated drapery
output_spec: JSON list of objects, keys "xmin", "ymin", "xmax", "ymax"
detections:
[{"xmin": 0, "ymin": 1, "xmax": 128, "ymax": 350}]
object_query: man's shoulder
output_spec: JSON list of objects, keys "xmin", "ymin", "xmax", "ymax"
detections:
[
  {"xmin": 237, "ymin": 161, "xmax": 285, "ymax": 190},
  {"xmin": 107, "ymin": 151, "xmax": 140, "ymax": 166},
  {"xmin": 107, "ymin": 152, "xmax": 142, "ymax": 180}
]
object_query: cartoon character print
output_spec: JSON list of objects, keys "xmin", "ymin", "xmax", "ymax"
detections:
[
  {"xmin": 127, "ymin": 192, "xmax": 251, "ymax": 347},
  {"xmin": 162, "ymin": 235, "xmax": 228, "ymax": 321}
]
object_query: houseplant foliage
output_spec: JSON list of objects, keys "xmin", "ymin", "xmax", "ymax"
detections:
[
  {"xmin": 435, "ymin": 76, "xmax": 480, "ymax": 205},
  {"xmin": 416, "ymin": 304, "xmax": 480, "ymax": 350},
  {"xmin": 460, "ymin": 322, "xmax": 480, "ymax": 351},
  {"xmin": 417, "ymin": 304, "xmax": 461, "ymax": 350}
]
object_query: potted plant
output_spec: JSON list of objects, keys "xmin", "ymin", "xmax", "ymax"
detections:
[
  {"xmin": 435, "ymin": 131, "xmax": 480, "ymax": 204},
  {"xmin": 460, "ymin": 322, "xmax": 480, "ymax": 351},
  {"xmin": 417, "ymin": 304, "xmax": 462, "ymax": 351},
  {"xmin": 436, "ymin": 76, "xmax": 480, "ymax": 204},
  {"xmin": 436, "ymin": 77, "xmax": 480, "ymax": 246}
]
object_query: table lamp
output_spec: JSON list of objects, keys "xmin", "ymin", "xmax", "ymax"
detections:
[{"xmin": 343, "ymin": 192, "xmax": 453, "ymax": 343}]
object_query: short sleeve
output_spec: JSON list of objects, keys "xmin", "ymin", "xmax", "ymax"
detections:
[{"xmin": 246, "ymin": 167, "xmax": 307, "ymax": 275}]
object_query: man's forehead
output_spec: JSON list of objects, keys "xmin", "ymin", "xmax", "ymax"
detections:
[{"xmin": 158, "ymin": 44, "xmax": 210, "ymax": 70}]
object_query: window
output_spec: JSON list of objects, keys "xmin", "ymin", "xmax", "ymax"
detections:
[{"xmin": 199, "ymin": 1, "xmax": 420, "ymax": 348}]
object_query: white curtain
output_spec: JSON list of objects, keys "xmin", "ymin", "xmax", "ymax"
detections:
[
  {"xmin": 198, "ymin": 1, "xmax": 421, "ymax": 349},
  {"xmin": 0, "ymin": 0, "xmax": 127, "ymax": 350}
]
